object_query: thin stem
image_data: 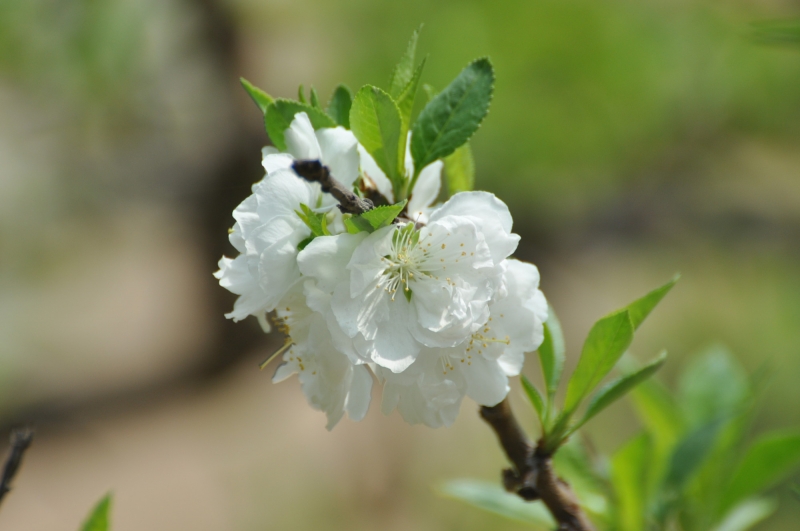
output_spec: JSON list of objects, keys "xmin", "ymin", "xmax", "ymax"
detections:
[
  {"xmin": 480, "ymin": 399, "xmax": 596, "ymax": 531},
  {"xmin": 292, "ymin": 160, "xmax": 374, "ymax": 215}
]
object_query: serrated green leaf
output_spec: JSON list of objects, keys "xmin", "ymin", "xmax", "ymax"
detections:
[
  {"xmin": 265, "ymin": 99, "xmax": 336, "ymax": 151},
  {"xmin": 310, "ymin": 86, "xmax": 321, "ymax": 109},
  {"xmin": 350, "ymin": 85, "xmax": 405, "ymax": 198},
  {"xmin": 627, "ymin": 274, "xmax": 679, "ymax": 330},
  {"xmin": 80, "ymin": 493, "xmax": 112, "ymax": 531},
  {"xmin": 360, "ymin": 200, "xmax": 407, "ymax": 230},
  {"xmin": 712, "ymin": 498, "xmax": 777, "ymax": 531},
  {"xmin": 611, "ymin": 433, "xmax": 652, "ymax": 531},
  {"xmin": 297, "ymin": 84, "xmax": 307, "ymax": 104},
  {"xmin": 720, "ymin": 431, "xmax": 800, "ymax": 513},
  {"xmin": 396, "ymin": 57, "xmax": 426, "ymax": 134},
  {"xmin": 539, "ymin": 307, "xmax": 565, "ymax": 406},
  {"xmin": 521, "ymin": 375, "xmax": 545, "ymax": 426},
  {"xmin": 438, "ymin": 480, "xmax": 553, "ymax": 528},
  {"xmin": 327, "ymin": 85, "xmax": 353, "ymax": 128},
  {"xmin": 410, "ymin": 57, "xmax": 494, "ymax": 185},
  {"xmin": 240, "ymin": 77, "xmax": 273, "ymax": 114},
  {"xmin": 564, "ymin": 309, "xmax": 634, "ymax": 415},
  {"xmin": 389, "ymin": 26, "xmax": 422, "ymax": 98},
  {"xmin": 344, "ymin": 215, "xmax": 373, "ymax": 234},
  {"xmin": 570, "ymin": 351, "xmax": 666, "ymax": 435},
  {"xmin": 443, "ymin": 142, "xmax": 475, "ymax": 196},
  {"xmin": 294, "ymin": 203, "xmax": 330, "ymax": 237}
]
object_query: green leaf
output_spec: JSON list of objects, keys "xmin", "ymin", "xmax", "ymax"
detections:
[
  {"xmin": 410, "ymin": 57, "xmax": 494, "ymax": 184},
  {"xmin": 389, "ymin": 26, "xmax": 422, "ymax": 98},
  {"xmin": 663, "ymin": 419, "xmax": 724, "ymax": 494},
  {"xmin": 553, "ymin": 438, "xmax": 610, "ymax": 518},
  {"xmin": 627, "ymin": 274, "xmax": 679, "ymax": 330},
  {"xmin": 327, "ymin": 85, "xmax": 353, "ymax": 128},
  {"xmin": 563, "ymin": 309, "xmax": 634, "ymax": 415},
  {"xmin": 359, "ymin": 200, "xmax": 407, "ymax": 230},
  {"xmin": 521, "ymin": 375, "xmax": 545, "ymax": 426},
  {"xmin": 240, "ymin": 77, "xmax": 273, "ymax": 114},
  {"xmin": 350, "ymin": 85, "xmax": 405, "ymax": 198},
  {"xmin": 396, "ymin": 57, "xmax": 426, "ymax": 135},
  {"xmin": 712, "ymin": 498, "xmax": 777, "ymax": 531},
  {"xmin": 422, "ymin": 83, "xmax": 438, "ymax": 101},
  {"xmin": 297, "ymin": 235, "xmax": 315, "ymax": 251},
  {"xmin": 438, "ymin": 480, "xmax": 554, "ymax": 528},
  {"xmin": 679, "ymin": 344, "xmax": 750, "ymax": 429},
  {"xmin": 297, "ymin": 84, "xmax": 307, "ymax": 104},
  {"xmin": 344, "ymin": 215, "xmax": 373, "ymax": 234},
  {"xmin": 443, "ymin": 142, "xmax": 475, "ymax": 195},
  {"xmin": 611, "ymin": 433, "xmax": 652, "ymax": 531},
  {"xmin": 80, "ymin": 493, "xmax": 112, "ymax": 531},
  {"xmin": 309, "ymin": 86, "xmax": 321, "ymax": 109},
  {"xmin": 294, "ymin": 203, "xmax": 330, "ymax": 237},
  {"xmin": 720, "ymin": 431, "xmax": 800, "ymax": 513},
  {"xmin": 264, "ymin": 99, "xmax": 336, "ymax": 151},
  {"xmin": 539, "ymin": 307, "xmax": 566, "ymax": 405},
  {"xmin": 570, "ymin": 351, "xmax": 667, "ymax": 434}
]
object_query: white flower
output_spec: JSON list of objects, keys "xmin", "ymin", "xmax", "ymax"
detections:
[
  {"xmin": 215, "ymin": 112, "xmax": 360, "ymax": 322},
  {"xmin": 271, "ymin": 283, "xmax": 373, "ymax": 430},
  {"xmin": 358, "ymin": 134, "xmax": 444, "ymax": 223},
  {"xmin": 378, "ymin": 258, "xmax": 548, "ymax": 428}
]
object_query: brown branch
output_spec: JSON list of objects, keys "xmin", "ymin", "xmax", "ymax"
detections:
[
  {"xmin": 480, "ymin": 399, "xmax": 596, "ymax": 531},
  {"xmin": 0, "ymin": 428, "xmax": 33, "ymax": 508},
  {"xmin": 292, "ymin": 160, "xmax": 373, "ymax": 215}
]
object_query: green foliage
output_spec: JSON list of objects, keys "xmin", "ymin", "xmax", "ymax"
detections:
[
  {"xmin": 611, "ymin": 433, "xmax": 652, "ymax": 531},
  {"xmin": 240, "ymin": 77, "xmax": 273, "ymax": 114},
  {"xmin": 438, "ymin": 480, "xmax": 553, "ymax": 528},
  {"xmin": 443, "ymin": 142, "xmax": 475, "ymax": 195},
  {"xmin": 410, "ymin": 58, "xmax": 494, "ymax": 187},
  {"xmin": 627, "ymin": 274, "xmax": 679, "ymax": 330},
  {"xmin": 80, "ymin": 493, "xmax": 112, "ymax": 531},
  {"xmin": 521, "ymin": 375, "xmax": 545, "ymax": 426},
  {"xmin": 396, "ymin": 58, "xmax": 426, "ymax": 136},
  {"xmin": 388, "ymin": 26, "xmax": 422, "ymax": 98},
  {"xmin": 295, "ymin": 204, "xmax": 330, "ymax": 249},
  {"xmin": 344, "ymin": 200, "xmax": 407, "ymax": 234},
  {"xmin": 309, "ymin": 86, "xmax": 321, "ymax": 109},
  {"xmin": 350, "ymin": 86, "xmax": 405, "ymax": 199},
  {"xmin": 538, "ymin": 307, "xmax": 566, "ymax": 408},
  {"xmin": 265, "ymin": 99, "xmax": 336, "ymax": 151},
  {"xmin": 327, "ymin": 85, "xmax": 353, "ymax": 128}
]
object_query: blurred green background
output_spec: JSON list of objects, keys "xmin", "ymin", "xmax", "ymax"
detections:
[{"xmin": 1, "ymin": 0, "xmax": 799, "ymax": 529}]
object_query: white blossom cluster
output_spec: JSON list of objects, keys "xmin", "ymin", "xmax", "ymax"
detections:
[{"xmin": 215, "ymin": 112, "xmax": 548, "ymax": 429}]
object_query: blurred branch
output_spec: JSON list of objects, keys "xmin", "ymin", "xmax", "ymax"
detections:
[
  {"xmin": 480, "ymin": 400, "xmax": 595, "ymax": 531},
  {"xmin": 0, "ymin": 428, "xmax": 33, "ymax": 508}
]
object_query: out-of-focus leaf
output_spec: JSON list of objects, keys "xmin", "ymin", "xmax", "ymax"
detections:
[
  {"xmin": 678, "ymin": 345, "xmax": 749, "ymax": 428},
  {"xmin": 626, "ymin": 274, "xmax": 679, "ymax": 330},
  {"xmin": 240, "ymin": 77, "xmax": 273, "ymax": 114},
  {"xmin": 751, "ymin": 19, "xmax": 800, "ymax": 47},
  {"xmin": 631, "ymin": 379, "xmax": 683, "ymax": 455},
  {"xmin": 443, "ymin": 142, "xmax": 475, "ymax": 195},
  {"xmin": 265, "ymin": 100, "xmax": 336, "ymax": 151},
  {"xmin": 438, "ymin": 480, "xmax": 553, "ymax": 528},
  {"xmin": 350, "ymin": 85, "xmax": 405, "ymax": 198},
  {"xmin": 611, "ymin": 433, "xmax": 652, "ymax": 531},
  {"xmin": 563, "ymin": 309, "xmax": 634, "ymax": 415},
  {"xmin": 570, "ymin": 351, "xmax": 666, "ymax": 433},
  {"xmin": 327, "ymin": 85, "xmax": 353, "ymax": 128},
  {"xmin": 553, "ymin": 437, "xmax": 609, "ymax": 519},
  {"xmin": 663, "ymin": 419, "xmax": 724, "ymax": 493},
  {"xmin": 521, "ymin": 375, "xmax": 545, "ymax": 425},
  {"xmin": 396, "ymin": 58, "xmax": 426, "ymax": 134},
  {"xmin": 712, "ymin": 498, "xmax": 777, "ymax": 531},
  {"xmin": 80, "ymin": 493, "xmax": 112, "ymax": 531},
  {"xmin": 720, "ymin": 431, "xmax": 800, "ymax": 513},
  {"xmin": 422, "ymin": 83, "xmax": 438, "ymax": 101},
  {"xmin": 389, "ymin": 26, "xmax": 422, "ymax": 98},
  {"xmin": 309, "ymin": 86, "xmax": 321, "ymax": 109},
  {"xmin": 410, "ymin": 58, "xmax": 494, "ymax": 181},
  {"xmin": 539, "ymin": 307, "xmax": 565, "ymax": 405},
  {"xmin": 297, "ymin": 84, "xmax": 307, "ymax": 104}
]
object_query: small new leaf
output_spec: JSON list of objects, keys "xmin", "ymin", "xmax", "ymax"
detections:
[
  {"xmin": 240, "ymin": 78, "xmax": 274, "ymax": 114},
  {"xmin": 569, "ymin": 351, "xmax": 667, "ymax": 435},
  {"xmin": 297, "ymin": 84, "xmax": 307, "ymax": 104},
  {"xmin": 327, "ymin": 85, "xmax": 353, "ymax": 128},
  {"xmin": 627, "ymin": 274, "xmax": 679, "ymax": 330},
  {"xmin": 410, "ymin": 58, "xmax": 494, "ymax": 183},
  {"xmin": 539, "ymin": 307, "xmax": 566, "ymax": 404},
  {"xmin": 396, "ymin": 57, "xmax": 427, "ymax": 134},
  {"xmin": 343, "ymin": 200, "xmax": 408, "ymax": 234},
  {"xmin": 81, "ymin": 493, "xmax": 112, "ymax": 531},
  {"xmin": 295, "ymin": 203, "xmax": 330, "ymax": 237},
  {"xmin": 521, "ymin": 375, "xmax": 546, "ymax": 427},
  {"xmin": 350, "ymin": 86, "xmax": 405, "ymax": 198},
  {"xmin": 310, "ymin": 86, "xmax": 322, "ymax": 109},
  {"xmin": 563, "ymin": 309, "xmax": 635, "ymax": 415},
  {"xmin": 265, "ymin": 100, "xmax": 336, "ymax": 151},
  {"xmin": 389, "ymin": 26, "xmax": 422, "ymax": 98}
]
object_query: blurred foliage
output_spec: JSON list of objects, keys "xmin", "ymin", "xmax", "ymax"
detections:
[
  {"xmin": 445, "ymin": 346, "xmax": 800, "ymax": 530},
  {"xmin": 80, "ymin": 493, "xmax": 111, "ymax": 531}
]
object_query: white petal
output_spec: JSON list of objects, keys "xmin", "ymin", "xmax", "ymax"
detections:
[
  {"xmin": 344, "ymin": 365, "xmax": 373, "ymax": 421},
  {"xmin": 252, "ymin": 169, "xmax": 314, "ymax": 223},
  {"xmin": 316, "ymin": 127, "xmax": 360, "ymax": 189},
  {"xmin": 284, "ymin": 112, "xmax": 322, "ymax": 160},
  {"xmin": 407, "ymin": 160, "xmax": 442, "ymax": 217},
  {"xmin": 462, "ymin": 355, "xmax": 509, "ymax": 406},
  {"xmin": 297, "ymin": 232, "xmax": 367, "ymax": 293},
  {"xmin": 358, "ymin": 145, "xmax": 393, "ymax": 202},
  {"xmin": 262, "ymin": 152, "xmax": 294, "ymax": 174}
]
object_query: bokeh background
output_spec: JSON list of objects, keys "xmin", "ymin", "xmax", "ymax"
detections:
[{"xmin": 1, "ymin": 0, "xmax": 800, "ymax": 529}]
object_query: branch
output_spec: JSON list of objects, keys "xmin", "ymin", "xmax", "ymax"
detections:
[
  {"xmin": 0, "ymin": 428, "xmax": 33, "ymax": 508},
  {"xmin": 292, "ymin": 160, "xmax": 373, "ymax": 215},
  {"xmin": 480, "ymin": 399, "xmax": 596, "ymax": 531}
]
